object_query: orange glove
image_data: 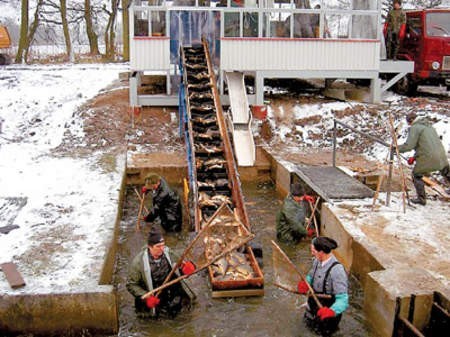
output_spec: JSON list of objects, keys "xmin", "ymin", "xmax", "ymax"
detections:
[
  {"xmin": 145, "ymin": 295, "xmax": 160, "ymax": 308},
  {"xmin": 407, "ymin": 157, "xmax": 415, "ymax": 165},
  {"xmin": 297, "ymin": 280, "xmax": 309, "ymax": 294},
  {"xmin": 317, "ymin": 307, "xmax": 336, "ymax": 320},
  {"xmin": 399, "ymin": 23, "xmax": 406, "ymax": 40},
  {"xmin": 181, "ymin": 261, "xmax": 196, "ymax": 275}
]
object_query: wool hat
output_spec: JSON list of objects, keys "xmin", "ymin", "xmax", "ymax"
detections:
[
  {"xmin": 313, "ymin": 237, "xmax": 338, "ymax": 254},
  {"xmin": 291, "ymin": 183, "xmax": 304, "ymax": 197},
  {"xmin": 144, "ymin": 173, "xmax": 161, "ymax": 189},
  {"xmin": 147, "ymin": 226, "xmax": 164, "ymax": 246}
]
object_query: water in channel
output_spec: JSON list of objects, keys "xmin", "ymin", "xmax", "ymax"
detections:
[{"xmin": 113, "ymin": 181, "xmax": 374, "ymax": 337}]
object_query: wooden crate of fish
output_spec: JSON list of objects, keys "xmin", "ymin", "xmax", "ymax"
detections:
[{"xmin": 204, "ymin": 205, "xmax": 264, "ymax": 294}]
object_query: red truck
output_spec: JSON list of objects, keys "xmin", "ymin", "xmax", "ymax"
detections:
[{"xmin": 394, "ymin": 8, "xmax": 450, "ymax": 95}]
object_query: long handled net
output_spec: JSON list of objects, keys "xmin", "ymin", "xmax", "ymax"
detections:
[
  {"xmin": 271, "ymin": 240, "xmax": 322, "ymax": 308},
  {"xmin": 143, "ymin": 203, "xmax": 255, "ymax": 298}
]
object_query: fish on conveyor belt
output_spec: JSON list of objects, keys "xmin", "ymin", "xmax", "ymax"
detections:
[
  {"xmin": 214, "ymin": 178, "xmax": 229, "ymax": 188},
  {"xmin": 191, "ymin": 116, "xmax": 217, "ymax": 126},
  {"xmin": 188, "ymin": 72, "xmax": 210, "ymax": 82},
  {"xmin": 188, "ymin": 82, "xmax": 211, "ymax": 92},
  {"xmin": 185, "ymin": 63, "xmax": 208, "ymax": 72},
  {"xmin": 198, "ymin": 191, "xmax": 232, "ymax": 207},
  {"xmin": 194, "ymin": 143, "xmax": 223, "ymax": 154},
  {"xmin": 193, "ymin": 129, "xmax": 221, "ymax": 141},
  {"xmin": 184, "ymin": 47, "xmax": 204, "ymax": 55},
  {"xmin": 190, "ymin": 104, "xmax": 215, "ymax": 112},
  {"xmin": 197, "ymin": 180, "xmax": 216, "ymax": 189},
  {"xmin": 189, "ymin": 91, "xmax": 214, "ymax": 102}
]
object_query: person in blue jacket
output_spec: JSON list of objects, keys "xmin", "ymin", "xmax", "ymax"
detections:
[{"xmin": 297, "ymin": 236, "xmax": 349, "ymax": 335}]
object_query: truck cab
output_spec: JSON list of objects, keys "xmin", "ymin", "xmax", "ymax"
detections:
[
  {"xmin": 0, "ymin": 25, "xmax": 12, "ymax": 65},
  {"xmin": 395, "ymin": 9, "xmax": 450, "ymax": 94}
]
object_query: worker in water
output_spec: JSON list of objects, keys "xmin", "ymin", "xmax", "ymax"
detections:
[
  {"xmin": 398, "ymin": 112, "xmax": 450, "ymax": 205},
  {"xmin": 385, "ymin": 0, "xmax": 406, "ymax": 60},
  {"xmin": 276, "ymin": 183, "xmax": 314, "ymax": 245},
  {"xmin": 297, "ymin": 237, "xmax": 349, "ymax": 336},
  {"xmin": 142, "ymin": 173, "xmax": 182, "ymax": 232},
  {"xmin": 126, "ymin": 226, "xmax": 196, "ymax": 318}
]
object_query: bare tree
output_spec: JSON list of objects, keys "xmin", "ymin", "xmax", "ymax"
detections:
[
  {"xmin": 85, "ymin": 0, "xmax": 100, "ymax": 55},
  {"xmin": 103, "ymin": 0, "xmax": 120, "ymax": 59},
  {"xmin": 15, "ymin": 0, "xmax": 29, "ymax": 63},
  {"xmin": 122, "ymin": 0, "xmax": 129, "ymax": 61},
  {"xmin": 60, "ymin": 0, "xmax": 74, "ymax": 61},
  {"xmin": 24, "ymin": 0, "xmax": 45, "ymax": 62}
]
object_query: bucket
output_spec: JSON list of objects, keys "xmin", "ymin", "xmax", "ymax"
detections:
[{"xmin": 251, "ymin": 105, "xmax": 267, "ymax": 120}]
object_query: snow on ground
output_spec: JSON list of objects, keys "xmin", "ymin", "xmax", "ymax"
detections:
[{"xmin": 0, "ymin": 63, "xmax": 127, "ymax": 293}]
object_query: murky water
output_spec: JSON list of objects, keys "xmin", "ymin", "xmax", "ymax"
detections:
[{"xmin": 113, "ymin": 182, "xmax": 374, "ymax": 337}]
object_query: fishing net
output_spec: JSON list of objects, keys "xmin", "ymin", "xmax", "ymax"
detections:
[
  {"xmin": 184, "ymin": 203, "xmax": 254, "ymax": 268},
  {"xmin": 271, "ymin": 240, "xmax": 303, "ymax": 293},
  {"xmin": 144, "ymin": 203, "xmax": 255, "ymax": 298}
]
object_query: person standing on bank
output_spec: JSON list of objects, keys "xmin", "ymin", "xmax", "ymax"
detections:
[
  {"xmin": 297, "ymin": 237, "xmax": 349, "ymax": 336},
  {"xmin": 126, "ymin": 226, "xmax": 196, "ymax": 318},
  {"xmin": 398, "ymin": 112, "xmax": 450, "ymax": 205},
  {"xmin": 385, "ymin": 0, "xmax": 406, "ymax": 60},
  {"xmin": 276, "ymin": 183, "xmax": 313, "ymax": 245},
  {"xmin": 142, "ymin": 173, "xmax": 182, "ymax": 232}
]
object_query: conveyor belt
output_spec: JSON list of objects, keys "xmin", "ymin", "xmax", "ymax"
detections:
[{"xmin": 180, "ymin": 40, "xmax": 263, "ymax": 297}]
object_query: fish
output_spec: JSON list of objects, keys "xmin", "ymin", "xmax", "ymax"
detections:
[
  {"xmin": 186, "ymin": 63, "xmax": 208, "ymax": 72},
  {"xmin": 194, "ymin": 143, "xmax": 223, "ymax": 154},
  {"xmin": 204, "ymin": 158, "xmax": 227, "ymax": 166},
  {"xmin": 212, "ymin": 257, "xmax": 228, "ymax": 276},
  {"xmin": 188, "ymin": 82, "xmax": 211, "ymax": 92},
  {"xmin": 211, "ymin": 194, "xmax": 232, "ymax": 205},
  {"xmin": 191, "ymin": 116, "xmax": 217, "ymax": 126},
  {"xmin": 197, "ymin": 180, "xmax": 215, "ymax": 188}
]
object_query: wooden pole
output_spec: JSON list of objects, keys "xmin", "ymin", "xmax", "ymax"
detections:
[
  {"xmin": 388, "ymin": 112, "xmax": 409, "ymax": 212},
  {"xmin": 133, "ymin": 187, "xmax": 149, "ymax": 213},
  {"xmin": 271, "ymin": 240, "xmax": 323, "ymax": 309},
  {"xmin": 306, "ymin": 197, "xmax": 321, "ymax": 237},
  {"xmin": 136, "ymin": 190, "xmax": 146, "ymax": 231},
  {"xmin": 372, "ymin": 175, "xmax": 384, "ymax": 210}
]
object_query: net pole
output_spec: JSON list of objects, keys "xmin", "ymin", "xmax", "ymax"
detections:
[{"xmin": 271, "ymin": 240, "xmax": 323, "ymax": 308}]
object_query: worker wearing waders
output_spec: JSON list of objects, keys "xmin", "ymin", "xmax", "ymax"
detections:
[
  {"xmin": 126, "ymin": 226, "xmax": 196, "ymax": 319},
  {"xmin": 297, "ymin": 237, "xmax": 349, "ymax": 335},
  {"xmin": 142, "ymin": 173, "xmax": 182, "ymax": 232},
  {"xmin": 398, "ymin": 112, "xmax": 450, "ymax": 205},
  {"xmin": 385, "ymin": 0, "xmax": 406, "ymax": 60},
  {"xmin": 276, "ymin": 183, "xmax": 314, "ymax": 245}
]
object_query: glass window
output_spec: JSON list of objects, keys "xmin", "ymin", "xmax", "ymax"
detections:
[
  {"xmin": 243, "ymin": 12, "xmax": 259, "ymax": 37},
  {"xmin": 151, "ymin": 10, "xmax": 166, "ymax": 35},
  {"xmin": 325, "ymin": 14, "xmax": 351, "ymax": 38},
  {"xmin": 134, "ymin": 10, "xmax": 149, "ymax": 36},
  {"xmin": 426, "ymin": 12, "xmax": 450, "ymax": 37}
]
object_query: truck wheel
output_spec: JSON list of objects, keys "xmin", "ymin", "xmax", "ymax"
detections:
[
  {"xmin": 394, "ymin": 75, "xmax": 418, "ymax": 96},
  {"xmin": 0, "ymin": 54, "xmax": 7, "ymax": 65}
]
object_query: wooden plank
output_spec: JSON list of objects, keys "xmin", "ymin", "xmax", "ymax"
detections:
[
  {"xmin": 211, "ymin": 288, "xmax": 264, "ymax": 298},
  {"xmin": 0, "ymin": 262, "xmax": 26, "ymax": 289},
  {"xmin": 422, "ymin": 177, "xmax": 450, "ymax": 200}
]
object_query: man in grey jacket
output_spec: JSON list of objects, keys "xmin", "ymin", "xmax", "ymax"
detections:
[
  {"xmin": 126, "ymin": 226, "xmax": 196, "ymax": 318},
  {"xmin": 398, "ymin": 112, "xmax": 450, "ymax": 205}
]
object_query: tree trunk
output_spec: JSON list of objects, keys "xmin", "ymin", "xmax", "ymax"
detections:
[
  {"xmin": 105, "ymin": 0, "xmax": 119, "ymax": 60},
  {"xmin": 60, "ymin": 0, "xmax": 74, "ymax": 62},
  {"xmin": 15, "ymin": 0, "xmax": 28, "ymax": 63},
  {"xmin": 122, "ymin": 0, "xmax": 130, "ymax": 61},
  {"xmin": 85, "ymin": 0, "xmax": 99, "ymax": 55},
  {"xmin": 24, "ymin": 0, "xmax": 44, "ymax": 63}
]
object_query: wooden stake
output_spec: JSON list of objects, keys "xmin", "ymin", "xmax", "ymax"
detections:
[
  {"xmin": 133, "ymin": 187, "xmax": 149, "ymax": 213},
  {"xmin": 372, "ymin": 175, "xmax": 384, "ymax": 210},
  {"xmin": 136, "ymin": 190, "xmax": 146, "ymax": 231}
]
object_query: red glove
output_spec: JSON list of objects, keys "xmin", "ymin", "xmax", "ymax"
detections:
[
  {"xmin": 317, "ymin": 307, "xmax": 336, "ymax": 320},
  {"xmin": 307, "ymin": 227, "xmax": 316, "ymax": 237},
  {"xmin": 383, "ymin": 21, "xmax": 388, "ymax": 37},
  {"xmin": 297, "ymin": 280, "xmax": 309, "ymax": 294},
  {"xmin": 399, "ymin": 23, "xmax": 406, "ymax": 40},
  {"xmin": 145, "ymin": 295, "xmax": 160, "ymax": 309},
  {"xmin": 181, "ymin": 261, "xmax": 196, "ymax": 275},
  {"xmin": 407, "ymin": 157, "xmax": 416, "ymax": 165},
  {"xmin": 302, "ymin": 195, "xmax": 316, "ymax": 204},
  {"xmin": 141, "ymin": 186, "xmax": 148, "ymax": 194}
]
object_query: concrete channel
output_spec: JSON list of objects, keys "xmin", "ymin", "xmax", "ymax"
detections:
[{"xmin": 1, "ymin": 144, "xmax": 448, "ymax": 336}]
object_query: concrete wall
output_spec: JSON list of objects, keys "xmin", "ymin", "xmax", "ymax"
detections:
[
  {"xmin": 364, "ymin": 268, "xmax": 442, "ymax": 337},
  {"xmin": 0, "ymin": 287, "xmax": 118, "ymax": 335}
]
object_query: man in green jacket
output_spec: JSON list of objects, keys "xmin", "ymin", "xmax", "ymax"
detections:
[
  {"xmin": 386, "ymin": 0, "xmax": 406, "ymax": 60},
  {"xmin": 276, "ymin": 183, "xmax": 311, "ymax": 245},
  {"xmin": 126, "ymin": 226, "xmax": 196, "ymax": 318},
  {"xmin": 398, "ymin": 112, "xmax": 450, "ymax": 205}
]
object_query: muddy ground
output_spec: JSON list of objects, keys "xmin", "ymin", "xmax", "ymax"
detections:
[{"xmin": 59, "ymin": 77, "xmax": 449, "ymax": 196}]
